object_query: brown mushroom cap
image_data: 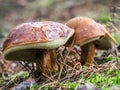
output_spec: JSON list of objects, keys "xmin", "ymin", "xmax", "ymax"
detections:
[
  {"xmin": 2, "ymin": 21, "xmax": 74, "ymax": 61},
  {"xmin": 66, "ymin": 17, "xmax": 115, "ymax": 50}
]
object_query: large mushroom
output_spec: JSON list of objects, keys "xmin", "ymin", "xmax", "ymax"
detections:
[
  {"xmin": 2, "ymin": 21, "xmax": 74, "ymax": 73},
  {"xmin": 66, "ymin": 17, "xmax": 116, "ymax": 65}
]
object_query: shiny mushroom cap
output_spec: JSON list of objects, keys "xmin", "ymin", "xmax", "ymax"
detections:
[
  {"xmin": 2, "ymin": 21, "xmax": 74, "ymax": 61},
  {"xmin": 66, "ymin": 17, "xmax": 116, "ymax": 50}
]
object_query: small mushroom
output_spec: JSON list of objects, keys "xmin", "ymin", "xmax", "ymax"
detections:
[
  {"xmin": 2, "ymin": 21, "xmax": 74, "ymax": 73},
  {"xmin": 66, "ymin": 17, "xmax": 116, "ymax": 65}
]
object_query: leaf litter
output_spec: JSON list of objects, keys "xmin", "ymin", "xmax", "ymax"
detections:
[{"xmin": 0, "ymin": 44, "xmax": 119, "ymax": 89}]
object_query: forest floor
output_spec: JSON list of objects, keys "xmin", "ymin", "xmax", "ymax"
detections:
[{"xmin": 0, "ymin": 0, "xmax": 120, "ymax": 90}]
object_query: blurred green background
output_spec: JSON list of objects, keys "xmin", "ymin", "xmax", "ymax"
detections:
[{"xmin": 0, "ymin": 0, "xmax": 119, "ymax": 44}]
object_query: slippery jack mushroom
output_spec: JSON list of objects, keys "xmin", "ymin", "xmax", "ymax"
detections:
[
  {"xmin": 66, "ymin": 17, "xmax": 116, "ymax": 65},
  {"xmin": 2, "ymin": 21, "xmax": 74, "ymax": 74}
]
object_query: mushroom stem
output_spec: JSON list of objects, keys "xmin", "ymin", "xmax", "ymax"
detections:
[
  {"xmin": 43, "ymin": 49, "xmax": 58, "ymax": 73},
  {"xmin": 81, "ymin": 43, "xmax": 95, "ymax": 65},
  {"xmin": 36, "ymin": 49, "xmax": 58, "ymax": 74}
]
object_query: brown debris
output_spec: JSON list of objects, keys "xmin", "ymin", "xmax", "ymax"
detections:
[{"xmin": 0, "ymin": 51, "xmax": 25, "ymax": 73}]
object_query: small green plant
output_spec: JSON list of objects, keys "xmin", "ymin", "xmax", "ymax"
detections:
[
  {"xmin": 10, "ymin": 71, "xmax": 29, "ymax": 79},
  {"xmin": 68, "ymin": 82, "xmax": 77, "ymax": 90},
  {"xmin": 8, "ymin": 71, "xmax": 29, "ymax": 84},
  {"xmin": 31, "ymin": 84, "xmax": 39, "ymax": 90},
  {"xmin": 106, "ymin": 55, "xmax": 120, "ymax": 61},
  {"xmin": 59, "ymin": 81, "xmax": 77, "ymax": 90},
  {"xmin": 97, "ymin": 54, "xmax": 120, "ymax": 64}
]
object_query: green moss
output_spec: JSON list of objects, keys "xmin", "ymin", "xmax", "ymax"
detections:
[{"xmin": 84, "ymin": 69, "xmax": 120, "ymax": 89}]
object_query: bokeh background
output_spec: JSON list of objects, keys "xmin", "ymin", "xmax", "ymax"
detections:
[
  {"xmin": 0, "ymin": 0, "xmax": 120, "ymax": 45},
  {"xmin": 0, "ymin": 0, "xmax": 120, "ymax": 89}
]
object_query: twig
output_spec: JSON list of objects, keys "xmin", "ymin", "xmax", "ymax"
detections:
[
  {"xmin": 38, "ymin": 81, "xmax": 58, "ymax": 90},
  {"xmin": 42, "ymin": 73, "xmax": 55, "ymax": 82},
  {"xmin": 0, "ymin": 76, "xmax": 25, "ymax": 90},
  {"xmin": 58, "ymin": 62, "xmax": 64, "ymax": 80},
  {"xmin": 32, "ymin": 63, "xmax": 35, "ymax": 71},
  {"xmin": 19, "ymin": 61, "xmax": 32, "ymax": 71}
]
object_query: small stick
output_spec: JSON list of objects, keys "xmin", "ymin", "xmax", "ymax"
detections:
[
  {"xmin": 42, "ymin": 73, "xmax": 55, "ymax": 82},
  {"xmin": 58, "ymin": 62, "xmax": 64, "ymax": 80},
  {"xmin": 31, "ymin": 62, "xmax": 35, "ymax": 71},
  {"xmin": 38, "ymin": 81, "xmax": 58, "ymax": 90},
  {"xmin": 19, "ymin": 61, "xmax": 31, "ymax": 71}
]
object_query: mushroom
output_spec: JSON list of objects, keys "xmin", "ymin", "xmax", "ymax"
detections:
[
  {"xmin": 66, "ymin": 17, "xmax": 116, "ymax": 65},
  {"xmin": 2, "ymin": 21, "xmax": 74, "ymax": 73}
]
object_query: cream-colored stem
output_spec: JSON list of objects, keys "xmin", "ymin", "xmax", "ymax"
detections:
[{"xmin": 81, "ymin": 43, "xmax": 95, "ymax": 65}]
